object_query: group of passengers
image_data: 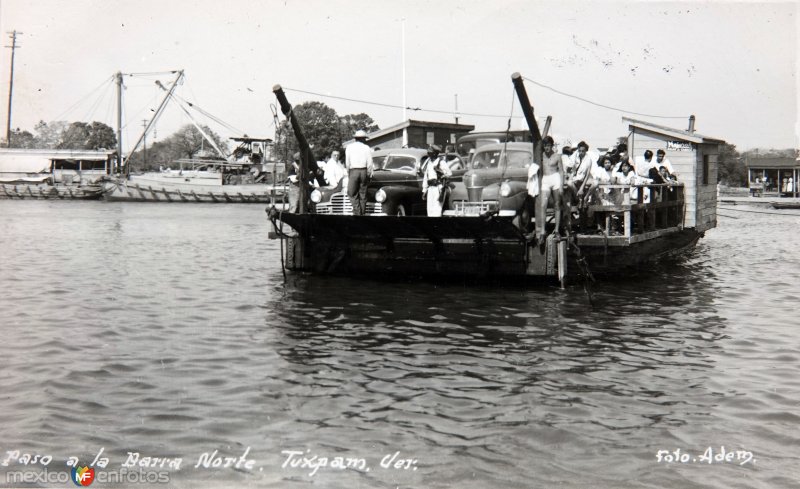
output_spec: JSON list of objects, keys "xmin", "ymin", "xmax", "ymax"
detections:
[
  {"xmin": 528, "ymin": 138, "xmax": 680, "ymax": 239},
  {"xmin": 560, "ymin": 141, "xmax": 679, "ymax": 207}
]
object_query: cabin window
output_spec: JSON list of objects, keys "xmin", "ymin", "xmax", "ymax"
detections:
[{"xmin": 702, "ymin": 155, "xmax": 709, "ymax": 185}]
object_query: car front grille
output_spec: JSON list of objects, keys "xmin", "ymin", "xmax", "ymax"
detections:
[{"xmin": 316, "ymin": 193, "xmax": 381, "ymax": 215}]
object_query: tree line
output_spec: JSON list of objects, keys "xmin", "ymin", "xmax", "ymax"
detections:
[
  {"xmin": 3, "ymin": 120, "xmax": 230, "ymax": 172},
  {"xmin": 3, "ymin": 101, "xmax": 379, "ymax": 171},
  {"xmin": 4, "ymin": 120, "xmax": 117, "ymax": 150}
]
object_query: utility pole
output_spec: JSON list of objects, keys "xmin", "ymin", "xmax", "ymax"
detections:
[{"xmin": 5, "ymin": 30, "xmax": 21, "ymax": 148}]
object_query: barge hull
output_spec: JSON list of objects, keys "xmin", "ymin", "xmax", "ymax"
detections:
[{"xmin": 273, "ymin": 213, "xmax": 701, "ymax": 279}]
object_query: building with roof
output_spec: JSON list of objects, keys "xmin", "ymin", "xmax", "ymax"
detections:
[
  {"xmin": 745, "ymin": 155, "xmax": 798, "ymax": 197},
  {"xmin": 362, "ymin": 119, "xmax": 475, "ymax": 150},
  {"xmin": 624, "ymin": 117, "xmax": 725, "ymax": 233},
  {"xmin": 0, "ymin": 148, "xmax": 116, "ymax": 184}
]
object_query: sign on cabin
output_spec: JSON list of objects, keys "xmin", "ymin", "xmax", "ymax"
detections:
[{"xmin": 667, "ymin": 141, "xmax": 693, "ymax": 151}]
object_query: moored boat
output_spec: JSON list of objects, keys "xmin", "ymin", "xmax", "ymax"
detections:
[
  {"xmin": 770, "ymin": 201, "xmax": 800, "ymax": 210},
  {"xmin": 0, "ymin": 148, "xmax": 116, "ymax": 200},
  {"xmin": 103, "ymin": 138, "xmax": 288, "ymax": 204},
  {"xmin": 0, "ymin": 181, "xmax": 106, "ymax": 200}
]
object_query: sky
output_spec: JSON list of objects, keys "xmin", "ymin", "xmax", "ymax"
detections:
[{"xmin": 0, "ymin": 0, "xmax": 797, "ymax": 154}]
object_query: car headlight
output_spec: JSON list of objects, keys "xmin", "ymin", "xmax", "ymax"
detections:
[
  {"xmin": 310, "ymin": 189, "xmax": 322, "ymax": 203},
  {"xmin": 500, "ymin": 182, "xmax": 512, "ymax": 197},
  {"xmin": 375, "ymin": 188, "xmax": 387, "ymax": 203}
]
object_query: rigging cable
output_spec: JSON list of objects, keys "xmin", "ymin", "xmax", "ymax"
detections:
[
  {"xmin": 80, "ymin": 78, "xmax": 114, "ymax": 123},
  {"xmin": 169, "ymin": 92, "xmax": 246, "ymax": 136},
  {"xmin": 521, "ymin": 76, "xmax": 688, "ymax": 120},
  {"xmin": 52, "ymin": 76, "xmax": 114, "ymax": 122},
  {"xmin": 125, "ymin": 71, "xmax": 182, "ymax": 77},
  {"xmin": 166, "ymin": 93, "xmax": 229, "ymax": 158}
]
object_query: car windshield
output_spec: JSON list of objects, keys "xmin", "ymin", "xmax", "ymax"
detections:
[
  {"xmin": 457, "ymin": 141, "xmax": 476, "ymax": 157},
  {"xmin": 383, "ymin": 155, "xmax": 418, "ymax": 171},
  {"xmin": 506, "ymin": 150, "xmax": 532, "ymax": 168},
  {"xmin": 471, "ymin": 150, "xmax": 502, "ymax": 169},
  {"xmin": 457, "ymin": 138, "xmax": 501, "ymax": 158},
  {"xmin": 471, "ymin": 149, "xmax": 531, "ymax": 169}
]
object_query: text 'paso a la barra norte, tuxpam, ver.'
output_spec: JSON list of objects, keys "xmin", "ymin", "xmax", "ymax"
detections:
[{"xmin": 1, "ymin": 446, "xmax": 421, "ymax": 477}]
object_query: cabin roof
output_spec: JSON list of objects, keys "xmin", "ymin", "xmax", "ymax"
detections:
[
  {"xmin": 745, "ymin": 156, "xmax": 797, "ymax": 168},
  {"xmin": 366, "ymin": 119, "xmax": 475, "ymax": 141},
  {"xmin": 0, "ymin": 148, "xmax": 115, "ymax": 161},
  {"xmin": 623, "ymin": 117, "xmax": 725, "ymax": 145}
]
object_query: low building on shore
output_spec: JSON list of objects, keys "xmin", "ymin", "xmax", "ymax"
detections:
[
  {"xmin": 0, "ymin": 148, "xmax": 116, "ymax": 184},
  {"xmin": 745, "ymin": 155, "xmax": 798, "ymax": 197}
]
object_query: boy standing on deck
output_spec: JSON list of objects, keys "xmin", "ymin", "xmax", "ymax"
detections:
[{"xmin": 539, "ymin": 136, "xmax": 566, "ymax": 238}]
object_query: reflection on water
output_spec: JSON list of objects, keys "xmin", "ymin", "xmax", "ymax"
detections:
[{"xmin": 0, "ymin": 201, "xmax": 798, "ymax": 488}]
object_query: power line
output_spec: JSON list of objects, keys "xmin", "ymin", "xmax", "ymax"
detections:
[
  {"xmin": 522, "ymin": 76, "xmax": 688, "ymax": 120},
  {"xmin": 282, "ymin": 87, "xmax": 522, "ymax": 119}
]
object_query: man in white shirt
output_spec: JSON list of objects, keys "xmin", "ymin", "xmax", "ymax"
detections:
[
  {"xmin": 635, "ymin": 150, "xmax": 656, "ymax": 178},
  {"xmin": 656, "ymin": 149, "xmax": 676, "ymax": 176},
  {"xmin": 323, "ymin": 150, "xmax": 346, "ymax": 188},
  {"xmin": 421, "ymin": 145, "xmax": 452, "ymax": 217},
  {"xmin": 345, "ymin": 130, "xmax": 374, "ymax": 215},
  {"xmin": 568, "ymin": 141, "xmax": 597, "ymax": 198}
]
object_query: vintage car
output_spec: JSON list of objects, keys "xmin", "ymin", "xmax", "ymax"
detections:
[
  {"xmin": 456, "ymin": 130, "xmax": 532, "ymax": 165},
  {"xmin": 445, "ymin": 142, "xmax": 535, "ymax": 230},
  {"xmin": 313, "ymin": 148, "xmax": 466, "ymax": 216}
]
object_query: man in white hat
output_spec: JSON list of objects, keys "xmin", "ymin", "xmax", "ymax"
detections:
[
  {"xmin": 345, "ymin": 129, "xmax": 374, "ymax": 215},
  {"xmin": 421, "ymin": 144, "xmax": 452, "ymax": 217}
]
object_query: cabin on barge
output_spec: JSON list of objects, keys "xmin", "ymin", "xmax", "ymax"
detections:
[{"xmin": 267, "ymin": 76, "xmax": 724, "ymax": 283}]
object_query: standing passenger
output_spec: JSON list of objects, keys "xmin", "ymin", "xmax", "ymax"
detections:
[
  {"xmin": 539, "ymin": 136, "xmax": 565, "ymax": 237},
  {"xmin": 324, "ymin": 150, "xmax": 346, "ymax": 189},
  {"xmin": 345, "ymin": 130, "xmax": 373, "ymax": 215},
  {"xmin": 569, "ymin": 141, "xmax": 596, "ymax": 204},
  {"xmin": 422, "ymin": 145, "xmax": 452, "ymax": 217}
]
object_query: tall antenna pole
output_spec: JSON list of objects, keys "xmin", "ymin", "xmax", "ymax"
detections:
[
  {"xmin": 116, "ymin": 71, "xmax": 123, "ymax": 174},
  {"xmin": 141, "ymin": 119, "xmax": 148, "ymax": 166},
  {"xmin": 5, "ymin": 30, "xmax": 21, "ymax": 148},
  {"xmin": 401, "ymin": 19, "xmax": 408, "ymax": 147},
  {"xmin": 454, "ymin": 93, "xmax": 459, "ymax": 125}
]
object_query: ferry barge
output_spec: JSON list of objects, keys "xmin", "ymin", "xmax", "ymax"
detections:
[{"xmin": 267, "ymin": 74, "xmax": 723, "ymax": 285}]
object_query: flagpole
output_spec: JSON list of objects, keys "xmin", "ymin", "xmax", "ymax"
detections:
[{"xmin": 401, "ymin": 19, "xmax": 408, "ymax": 147}]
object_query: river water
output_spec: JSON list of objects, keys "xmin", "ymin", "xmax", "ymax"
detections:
[{"xmin": 0, "ymin": 200, "xmax": 798, "ymax": 488}]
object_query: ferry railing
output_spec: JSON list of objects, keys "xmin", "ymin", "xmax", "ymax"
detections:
[{"xmin": 582, "ymin": 183, "xmax": 685, "ymax": 239}]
